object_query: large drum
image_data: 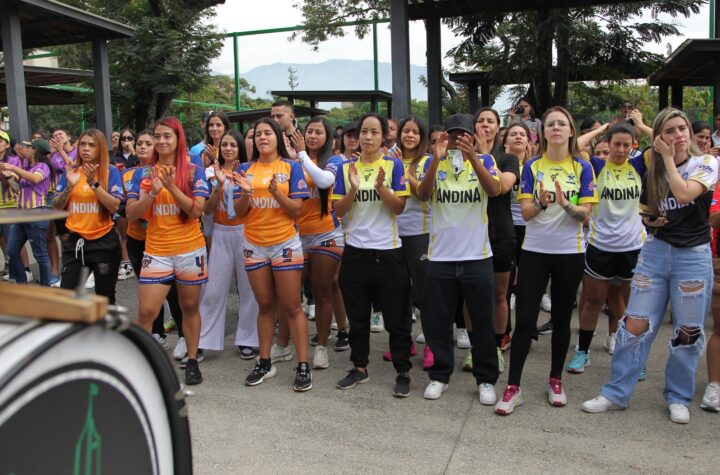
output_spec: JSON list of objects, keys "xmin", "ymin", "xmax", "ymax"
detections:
[{"xmin": 0, "ymin": 302, "xmax": 192, "ymax": 474}]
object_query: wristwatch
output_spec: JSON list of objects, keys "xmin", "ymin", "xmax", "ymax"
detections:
[{"xmin": 90, "ymin": 181, "xmax": 100, "ymax": 190}]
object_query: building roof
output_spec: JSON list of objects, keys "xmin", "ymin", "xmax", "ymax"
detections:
[
  {"xmin": 648, "ymin": 39, "xmax": 720, "ymax": 87},
  {"xmin": 271, "ymin": 90, "xmax": 393, "ymax": 103},
  {"xmin": 3, "ymin": 0, "xmax": 133, "ymax": 49},
  {"xmin": 226, "ymin": 105, "xmax": 328, "ymax": 125},
  {"xmin": 0, "ymin": 83, "xmax": 87, "ymax": 106},
  {"xmin": 0, "ymin": 66, "xmax": 93, "ymax": 86}
]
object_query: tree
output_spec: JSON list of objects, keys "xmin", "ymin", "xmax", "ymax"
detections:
[
  {"xmin": 293, "ymin": 1, "xmax": 705, "ymax": 114},
  {"xmin": 288, "ymin": 67, "xmax": 300, "ymax": 90},
  {"xmin": 49, "ymin": 0, "xmax": 225, "ymax": 131}
]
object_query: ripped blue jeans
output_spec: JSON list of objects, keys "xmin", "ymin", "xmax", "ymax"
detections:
[{"xmin": 601, "ymin": 235, "xmax": 711, "ymax": 407}]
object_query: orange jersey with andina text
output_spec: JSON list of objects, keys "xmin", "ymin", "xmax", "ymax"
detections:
[
  {"xmin": 238, "ymin": 159, "xmax": 309, "ymax": 246},
  {"xmin": 126, "ymin": 164, "xmax": 210, "ymax": 256},
  {"xmin": 56, "ymin": 166, "xmax": 124, "ymax": 240}
]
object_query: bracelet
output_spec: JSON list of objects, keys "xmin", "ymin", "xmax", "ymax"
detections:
[
  {"xmin": 149, "ymin": 190, "xmax": 159, "ymax": 198},
  {"xmin": 534, "ymin": 198, "xmax": 547, "ymax": 211}
]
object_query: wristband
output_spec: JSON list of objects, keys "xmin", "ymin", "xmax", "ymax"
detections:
[
  {"xmin": 534, "ymin": 198, "xmax": 547, "ymax": 211},
  {"xmin": 149, "ymin": 190, "xmax": 159, "ymax": 198},
  {"xmin": 90, "ymin": 181, "xmax": 100, "ymax": 190}
]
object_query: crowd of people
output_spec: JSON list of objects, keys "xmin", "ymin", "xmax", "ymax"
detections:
[{"xmin": 1, "ymin": 98, "xmax": 719, "ymax": 424}]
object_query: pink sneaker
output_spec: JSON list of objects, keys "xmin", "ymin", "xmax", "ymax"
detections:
[
  {"xmin": 495, "ymin": 384, "xmax": 523, "ymax": 415},
  {"xmin": 423, "ymin": 344, "xmax": 434, "ymax": 369},
  {"xmin": 547, "ymin": 377, "xmax": 567, "ymax": 407},
  {"xmin": 384, "ymin": 343, "xmax": 419, "ymax": 361}
]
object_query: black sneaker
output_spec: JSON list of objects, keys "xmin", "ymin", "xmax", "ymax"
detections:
[
  {"xmin": 336, "ymin": 368, "xmax": 369, "ymax": 389},
  {"xmin": 179, "ymin": 349, "xmax": 204, "ymax": 369},
  {"xmin": 335, "ymin": 330, "xmax": 350, "ymax": 352},
  {"xmin": 309, "ymin": 335, "xmax": 318, "ymax": 347},
  {"xmin": 245, "ymin": 359, "xmax": 277, "ymax": 386},
  {"xmin": 185, "ymin": 359, "xmax": 203, "ymax": 385},
  {"xmin": 293, "ymin": 362, "xmax": 313, "ymax": 392},
  {"xmin": 537, "ymin": 320, "xmax": 553, "ymax": 335},
  {"xmin": 238, "ymin": 346, "xmax": 257, "ymax": 360},
  {"xmin": 393, "ymin": 372, "xmax": 411, "ymax": 398}
]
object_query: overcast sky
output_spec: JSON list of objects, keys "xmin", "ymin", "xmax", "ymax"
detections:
[{"xmin": 210, "ymin": 0, "xmax": 713, "ymax": 75}]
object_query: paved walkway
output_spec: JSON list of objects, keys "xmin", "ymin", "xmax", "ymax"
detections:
[{"xmin": 106, "ymin": 278, "xmax": 719, "ymax": 475}]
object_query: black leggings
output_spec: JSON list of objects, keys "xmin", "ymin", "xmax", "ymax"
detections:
[
  {"xmin": 126, "ymin": 236, "xmax": 183, "ymax": 338},
  {"xmin": 400, "ymin": 233, "xmax": 429, "ymax": 330},
  {"xmin": 505, "ymin": 225, "xmax": 526, "ymax": 334},
  {"xmin": 508, "ymin": 250, "xmax": 584, "ymax": 386}
]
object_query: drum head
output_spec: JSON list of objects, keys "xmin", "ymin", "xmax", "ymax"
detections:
[{"xmin": 0, "ymin": 322, "xmax": 191, "ymax": 474}]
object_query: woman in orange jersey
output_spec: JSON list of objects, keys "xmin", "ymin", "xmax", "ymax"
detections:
[
  {"xmin": 126, "ymin": 117, "xmax": 209, "ymax": 386},
  {"xmin": 122, "ymin": 130, "xmax": 183, "ymax": 351},
  {"xmin": 287, "ymin": 117, "xmax": 348, "ymax": 369},
  {"xmin": 233, "ymin": 118, "xmax": 311, "ymax": 391},
  {"xmin": 198, "ymin": 130, "xmax": 259, "ymax": 359},
  {"xmin": 53, "ymin": 129, "xmax": 123, "ymax": 301}
]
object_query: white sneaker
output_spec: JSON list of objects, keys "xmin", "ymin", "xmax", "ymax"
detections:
[
  {"xmin": 270, "ymin": 343, "xmax": 293, "ymax": 363},
  {"xmin": 118, "ymin": 263, "xmax": 134, "ymax": 281},
  {"xmin": 547, "ymin": 377, "xmax": 567, "ymax": 407},
  {"xmin": 700, "ymin": 382, "xmax": 720, "ymax": 412},
  {"xmin": 307, "ymin": 304, "xmax": 316, "ymax": 321},
  {"xmin": 456, "ymin": 328, "xmax": 471, "ymax": 349},
  {"xmin": 604, "ymin": 332, "xmax": 616, "ymax": 355},
  {"xmin": 330, "ymin": 320, "xmax": 338, "ymax": 331},
  {"xmin": 370, "ymin": 312, "xmax": 384, "ymax": 332},
  {"xmin": 85, "ymin": 272, "xmax": 95, "ymax": 289},
  {"xmin": 424, "ymin": 380, "xmax": 448, "ymax": 400},
  {"xmin": 416, "ymin": 332, "xmax": 426, "ymax": 344},
  {"xmin": 540, "ymin": 293, "xmax": 552, "ymax": 312},
  {"xmin": 152, "ymin": 333, "xmax": 170, "ymax": 350},
  {"xmin": 668, "ymin": 403, "xmax": 690, "ymax": 424},
  {"xmin": 582, "ymin": 395, "xmax": 622, "ymax": 413},
  {"xmin": 313, "ymin": 345, "xmax": 329, "ymax": 369},
  {"xmin": 478, "ymin": 383, "xmax": 497, "ymax": 405},
  {"xmin": 173, "ymin": 337, "xmax": 187, "ymax": 361},
  {"xmin": 25, "ymin": 269, "xmax": 33, "ymax": 282},
  {"xmin": 509, "ymin": 293, "xmax": 516, "ymax": 311}
]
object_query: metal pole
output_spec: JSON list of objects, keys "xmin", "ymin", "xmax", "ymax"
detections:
[
  {"xmin": 233, "ymin": 33, "xmax": 241, "ymax": 111},
  {"xmin": 373, "ymin": 22, "xmax": 379, "ymax": 91},
  {"xmin": 1, "ymin": 5, "xmax": 30, "ymax": 141},
  {"xmin": 80, "ymin": 104, "xmax": 86, "ymax": 132}
]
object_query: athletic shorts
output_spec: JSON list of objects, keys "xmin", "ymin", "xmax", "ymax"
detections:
[
  {"xmin": 490, "ymin": 236, "xmax": 517, "ymax": 273},
  {"xmin": 300, "ymin": 228, "xmax": 345, "ymax": 262},
  {"xmin": 244, "ymin": 234, "xmax": 304, "ymax": 272},
  {"xmin": 139, "ymin": 246, "xmax": 208, "ymax": 285},
  {"xmin": 584, "ymin": 244, "xmax": 639, "ymax": 281}
]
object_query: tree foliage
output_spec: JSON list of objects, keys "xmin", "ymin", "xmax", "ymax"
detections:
[
  {"xmin": 48, "ymin": 0, "xmax": 226, "ymax": 131},
  {"xmin": 294, "ymin": 0, "xmax": 706, "ymax": 114}
]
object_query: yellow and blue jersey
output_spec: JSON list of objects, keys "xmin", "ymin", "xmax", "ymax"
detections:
[
  {"xmin": 519, "ymin": 154, "xmax": 598, "ymax": 254},
  {"xmin": 332, "ymin": 155, "xmax": 409, "ymax": 250},
  {"xmin": 397, "ymin": 155, "xmax": 431, "ymax": 237},
  {"xmin": 424, "ymin": 154, "xmax": 499, "ymax": 261},
  {"xmin": 588, "ymin": 155, "xmax": 645, "ymax": 252}
]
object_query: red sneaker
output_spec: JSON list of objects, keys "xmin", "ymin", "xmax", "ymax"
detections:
[{"xmin": 423, "ymin": 344, "xmax": 434, "ymax": 369}]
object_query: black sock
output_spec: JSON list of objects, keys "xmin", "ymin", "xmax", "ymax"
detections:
[
  {"xmin": 259, "ymin": 357, "xmax": 271, "ymax": 368},
  {"xmin": 495, "ymin": 333, "xmax": 504, "ymax": 347},
  {"xmin": 578, "ymin": 330, "xmax": 594, "ymax": 353}
]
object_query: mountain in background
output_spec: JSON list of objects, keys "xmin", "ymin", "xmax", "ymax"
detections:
[{"xmin": 231, "ymin": 59, "xmax": 428, "ymax": 101}]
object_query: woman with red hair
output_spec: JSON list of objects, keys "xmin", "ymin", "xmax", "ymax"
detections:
[
  {"xmin": 126, "ymin": 117, "xmax": 210, "ymax": 386},
  {"xmin": 53, "ymin": 128, "xmax": 123, "ymax": 301}
]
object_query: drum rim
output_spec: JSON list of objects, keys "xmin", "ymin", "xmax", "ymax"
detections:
[{"xmin": 0, "ymin": 322, "xmax": 193, "ymax": 475}]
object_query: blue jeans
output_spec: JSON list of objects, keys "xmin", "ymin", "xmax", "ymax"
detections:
[
  {"xmin": 601, "ymin": 236, "xmax": 712, "ymax": 407},
  {"xmin": 7, "ymin": 220, "xmax": 50, "ymax": 285}
]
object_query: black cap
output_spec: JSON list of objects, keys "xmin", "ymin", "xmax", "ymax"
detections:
[
  {"xmin": 202, "ymin": 111, "xmax": 214, "ymax": 122},
  {"xmin": 443, "ymin": 114, "xmax": 474, "ymax": 135},
  {"xmin": 344, "ymin": 121, "xmax": 359, "ymax": 134}
]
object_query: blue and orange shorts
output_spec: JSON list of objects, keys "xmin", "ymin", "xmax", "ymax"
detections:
[
  {"xmin": 244, "ymin": 234, "xmax": 304, "ymax": 272},
  {"xmin": 139, "ymin": 246, "xmax": 208, "ymax": 285},
  {"xmin": 300, "ymin": 227, "xmax": 345, "ymax": 262}
]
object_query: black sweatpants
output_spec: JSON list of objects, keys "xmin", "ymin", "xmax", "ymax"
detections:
[
  {"xmin": 126, "ymin": 236, "xmax": 183, "ymax": 338},
  {"xmin": 508, "ymin": 250, "xmax": 584, "ymax": 386},
  {"xmin": 339, "ymin": 245, "xmax": 412, "ymax": 373},
  {"xmin": 61, "ymin": 230, "xmax": 121, "ymax": 304},
  {"xmin": 400, "ymin": 233, "xmax": 429, "ymax": 330}
]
